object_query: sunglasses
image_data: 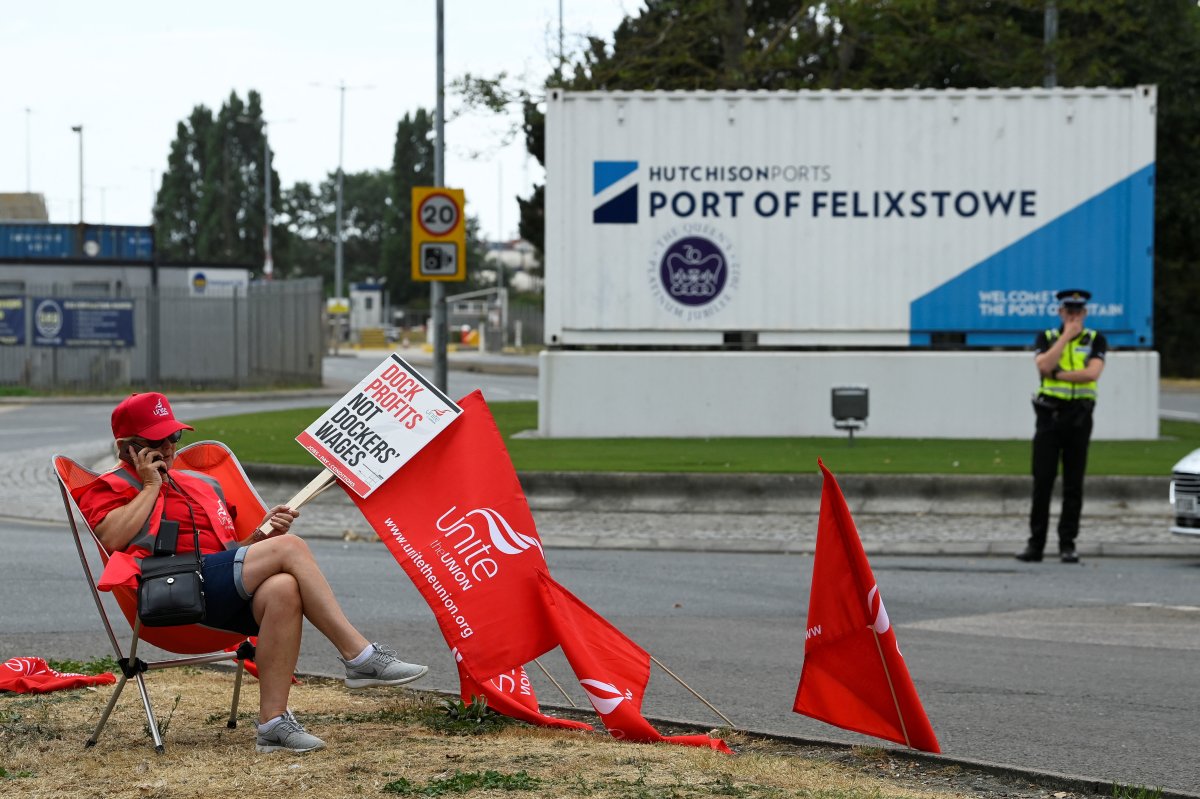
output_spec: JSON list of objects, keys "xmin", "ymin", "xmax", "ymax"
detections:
[{"xmin": 134, "ymin": 430, "xmax": 184, "ymax": 448}]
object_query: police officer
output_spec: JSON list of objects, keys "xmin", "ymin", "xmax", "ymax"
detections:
[{"xmin": 1017, "ymin": 289, "xmax": 1107, "ymax": 564}]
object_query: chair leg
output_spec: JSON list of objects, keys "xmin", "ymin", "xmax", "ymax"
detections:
[
  {"xmin": 119, "ymin": 621, "xmax": 164, "ymax": 753},
  {"xmin": 132, "ymin": 671, "xmax": 165, "ymax": 754},
  {"xmin": 228, "ymin": 660, "xmax": 246, "ymax": 729},
  {"xmin": 86, "ymin": 674, "xmax": 129, "ymax": 748}
]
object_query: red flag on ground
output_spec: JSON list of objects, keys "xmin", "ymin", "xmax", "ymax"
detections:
[
  {"xmin": 455, "ymin": 659, "xmax": 593, "ymax": 731},
  {"xmin": 792, "ymin": 460, "xmax": 940, "ymax": 753},
  {"xmin": 539, "ymin": 573, "xmax": 732, "ymax": 753},
  {"xmin": 345, "ymin": 391, "xmax": 557, "ymax": 682},
  {"xmin": 0, "ymin": 657, "xmax": 116, "ymax": 694}
]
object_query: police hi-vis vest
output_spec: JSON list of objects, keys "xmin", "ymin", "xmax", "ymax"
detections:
[{"xmin": 1038, "ymin": 328, "xmax": 1099, "ymax": 402}]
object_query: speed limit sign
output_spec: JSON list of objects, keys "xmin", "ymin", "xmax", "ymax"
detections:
[
  {"xmin": 418, "ymin": 193, "xmax": 460, "ymax": 236},
  {"xmin": 412, "ymin": 187, "xmax": 466, "ymax": 281}
]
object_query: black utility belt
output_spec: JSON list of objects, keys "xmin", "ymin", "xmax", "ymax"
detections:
[{"xmin": 1033, "ymin": 395, "xmax": 1095, "ymax": 412}]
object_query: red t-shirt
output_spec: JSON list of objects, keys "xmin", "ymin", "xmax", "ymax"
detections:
[{"xmin": 76, "ymin": 466, "xmax": 226, "ymax": 555}]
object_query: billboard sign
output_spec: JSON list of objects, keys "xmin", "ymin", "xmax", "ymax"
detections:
[
  {"xmin": 545, "ymin": 88, "xmax": 1156, "ymax": 348},
  {"xmin": 31, "ymin": 297, "xmax": 134, "ymax": 347},
  {"xmin": 188, "ymin": 267, "xmax": 250, "ymax": 296},
  {"xmin": 0, "ymin": 297, "xmax": 24, "ymax": 345}
]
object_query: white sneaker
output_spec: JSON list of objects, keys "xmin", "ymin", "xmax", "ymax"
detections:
[{"xmin": 340, "ymin": 643, "xmax": 429, "ymax": 689}]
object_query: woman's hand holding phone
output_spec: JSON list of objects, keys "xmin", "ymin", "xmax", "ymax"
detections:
[{"xmin": 126, "ymin": 444, "xmax": 166, "ymax": 489}]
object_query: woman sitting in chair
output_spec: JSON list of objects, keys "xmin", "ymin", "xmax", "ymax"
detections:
[{"xmin": 75, "ymin": 392, "xmax": 428, "ymax": 754}]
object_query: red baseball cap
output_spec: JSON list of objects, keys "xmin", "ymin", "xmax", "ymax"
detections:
[{"xmin": 110, "ymin": 392, "xmax": 194, "ymax": 440}]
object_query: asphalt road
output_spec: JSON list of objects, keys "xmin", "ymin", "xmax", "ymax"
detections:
[
  {"xmin": 3, "ymin": 519, "xmax": 1197, "ymax": 795},
  {"xmin": 1161, "ymin": 383, "xmax": 1200, "ymax": 422}
]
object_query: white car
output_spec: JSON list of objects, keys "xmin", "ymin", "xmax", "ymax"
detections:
[{"xmin": 1170, "ymin": 449, "xmax": 1200, "ymax": 537}]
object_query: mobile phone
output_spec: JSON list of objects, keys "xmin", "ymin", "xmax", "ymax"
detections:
[
  {"xmin": 119, "ymin": 442, "xmax": 141, "ymax": 465},
  {"xmin": 121, "ymin": 442, "xmax": 165, "ymax": 471}
]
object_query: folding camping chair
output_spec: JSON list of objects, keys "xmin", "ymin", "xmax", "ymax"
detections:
[{"xmin": 52, "ymin": 441, "xmax": 270, "ymax": 753}]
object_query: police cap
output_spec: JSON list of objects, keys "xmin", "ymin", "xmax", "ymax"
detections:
[{"xmin": 1056, "ymin": 289, "xmax": 1091, "ymax": 307}]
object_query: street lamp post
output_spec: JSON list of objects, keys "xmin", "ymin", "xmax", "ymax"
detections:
[
  {"xmin": 25, "ymin": 108, "xmax": 32, "ymax": 193},
  {"xmin": 71, "ymin": 125, "xmax": 84, "ymax": 222},
  {"xmin": 432, "ymin": 0, "xmax": 448, "ymax": 390},
  {"xmin": 1043, "ymin": 1, "xmax": 1058, "ymax": 89},
  {"xmin": 263, "ymin": 124, "xmax": 274, "ymax": 279},
  {"xmin": 236, "ymin": 115, "xmax": 283, "ymax": 278},
  {"xmin": 313, "ymin": 81, "xmax": 372, "ymax": 342},
  {"xmin": 335, "ymin": 82, "xmax": 345, "ymax": 302}
]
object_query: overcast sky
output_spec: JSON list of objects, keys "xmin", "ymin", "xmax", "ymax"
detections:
[{"xmin": 1, "ymin": 0, "xmax": 631, "ymax": 242}]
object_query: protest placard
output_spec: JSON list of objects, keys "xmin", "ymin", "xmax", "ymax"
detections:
[{"xmin": 295, "ymin": 355, "xmax": 462, "ymax": 498}]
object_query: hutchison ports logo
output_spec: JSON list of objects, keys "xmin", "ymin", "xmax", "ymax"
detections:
[{"xmin": 593, "ymin": 160, "xmax": 638, "ymax": 224}]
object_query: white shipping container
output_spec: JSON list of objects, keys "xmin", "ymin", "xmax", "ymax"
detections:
[{"xmin": 544, "ymin": 87, "xmax": 1156, "ymax": 349}]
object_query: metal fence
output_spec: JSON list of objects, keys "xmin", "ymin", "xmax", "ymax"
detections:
[
  {"xmin": 388, "ymin": 298, "xmax": 545, "ymax": 350},
  {"xmin": 444, "ymin": 296, "xmax": 544, "ymax": 350},
  {"xmin": 0, "ymin": 278, "xmax": 323, "ymax": 391}
]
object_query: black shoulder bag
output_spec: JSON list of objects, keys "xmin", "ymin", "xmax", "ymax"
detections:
[{"xmin": 137, "ymin": 480, "xmax": 206, "ymax": 627}]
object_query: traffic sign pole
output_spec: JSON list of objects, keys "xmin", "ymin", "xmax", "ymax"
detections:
[
  {"xmin": 433, "ymin": 0, "xmax": 447, "ymax": 391},
  {"xmin": 419, "ymin": 4, "xmax": 467, "ymax": 389}
]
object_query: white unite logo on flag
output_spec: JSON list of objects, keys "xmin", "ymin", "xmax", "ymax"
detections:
[
  {"xmin": 867, "ymin": 584, "xmax": 891, "ymax": 634},
  {"xmin": 490, "ymin": 669, "xmax": 533, "ymax": 697},
  {"xmin": 579, "ymin": 678, "xmax": 633, "ymax": 715},
  {"xmin": 436, "ymin": 506, "xmax": 542, "ymax": 556}
]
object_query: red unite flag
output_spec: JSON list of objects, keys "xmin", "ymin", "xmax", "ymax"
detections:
[
  {"xmin": 455, "ymin": 661, "xmax": 592, "ymax": 731},
  {"xmin": 345, "ymin": 391, "xmax": 558, "ymax": 682},
  {"xmin": 0, "ymin": 657, "xmax": 115, "ymax": 694},
  {"xmin": 792, "ymin": 460, "xmax": 940, "ymax": 753},
  {"xmin": 347, "ymin": 391, "xmax": 729, "ymax": 751},
  {"xmin": 539, "ymin": 573, "xmax": 732, "ymax": 753}
]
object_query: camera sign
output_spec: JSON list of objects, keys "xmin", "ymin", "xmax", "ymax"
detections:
[
  {"xmin": 420, "ymin": 242, "xmax": 458, "ymax": 276},
  {"xmin": 411, "ymin": 187, "xmax": 466, "ymax": 282}
]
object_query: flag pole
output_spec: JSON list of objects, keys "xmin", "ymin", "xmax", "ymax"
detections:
[
  {"xmin": 256, "ymin": 469, "xmax": 338, "ymax": 535},
  {"xmin": 871, "ymin": 630, "xmax": 912, "ymax": 749},
  {"xmin": 649, "ymin": 655, "xmax": 736, "ymax": 728},
  {"xmin": 824, "ymin": 461, "xmax": 912, "ymax": 748},
  {"xmin": 532, "ymin": 658, "xmax": 577, "ymax": 707}
]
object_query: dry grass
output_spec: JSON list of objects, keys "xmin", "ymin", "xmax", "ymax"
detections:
[{"xmin": 1, "ymin": 669, "xmax": 1007, "ymax": 799}]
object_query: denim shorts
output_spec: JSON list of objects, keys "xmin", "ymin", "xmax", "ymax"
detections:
[{"xmin": 200, "ymin": 547, "xmax": 259, "ymax": 636}]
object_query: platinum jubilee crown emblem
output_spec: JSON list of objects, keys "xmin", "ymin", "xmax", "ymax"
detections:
[{"xmin": 649, "ymin": 226, "xmax": 739, "ymax": 319}]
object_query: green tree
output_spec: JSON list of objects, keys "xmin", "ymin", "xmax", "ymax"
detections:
[
  {"xmin": 381, "ymin": 109, "xmax": 435, "ymax": 306},
  {"xmin": 462, "ymin": 215, "xmax": 490, "ymax": 291},
  {"xmin": 275, "ymin": 170, "xmax": 391, "ymax": 289},
  {"xmin": 274, "ymin": 180, "xmax": 328, "ymax": 279},
  {"xmin": 155, "ymin": 106, "xmax": 215, "ymax": 262},
  {"xmin": 341, "ymin": 169, "xmax": 392, "ymax": 287},
  {"xmin": 155, "ymin": 90, "xmax": 278, "ymax": 268}
]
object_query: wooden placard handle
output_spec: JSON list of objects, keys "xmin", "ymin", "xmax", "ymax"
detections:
[{"xmin": 256, "ymin": 469, "xmax": 338, "ymax": 535}]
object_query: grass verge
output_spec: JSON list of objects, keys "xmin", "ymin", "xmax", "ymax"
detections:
[
  {"xmin": 188, "ymin": 403, "xmax": 1200, "ymax": 476},
  {"xmin": 0, "ymin": 668, "xmax": 1076, "ymax": 799}
]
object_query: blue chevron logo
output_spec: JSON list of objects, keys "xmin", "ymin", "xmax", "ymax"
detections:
[{"xmin": 593, "ymin": 161, "xmax": 638, "ymax": 224}]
